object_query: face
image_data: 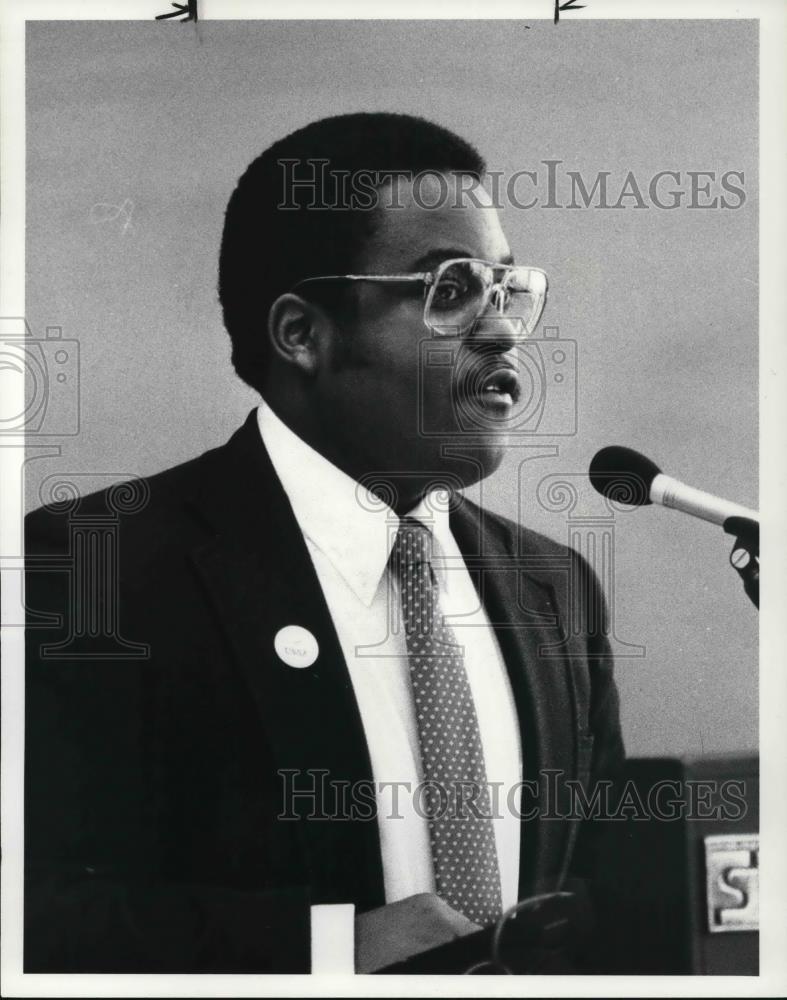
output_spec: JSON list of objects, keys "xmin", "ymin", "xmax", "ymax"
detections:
[{"xmin": 293, "ymin": 173, "xmax": 527, "ymax": 505}]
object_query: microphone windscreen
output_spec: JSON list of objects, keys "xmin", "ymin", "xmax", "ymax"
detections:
[{"xmin": 589, "ymin": 446, "xmax": 662, "ymax": 506}]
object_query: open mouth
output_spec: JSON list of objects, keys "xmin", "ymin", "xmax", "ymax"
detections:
[{"xmin": 473, "ymin": 365, "xmax": 521, "ymax": 408}]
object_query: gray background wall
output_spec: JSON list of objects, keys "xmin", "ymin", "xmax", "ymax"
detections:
[{"xmin": 25, "ymin": 20, "xmax": 758, "ymax": 757}]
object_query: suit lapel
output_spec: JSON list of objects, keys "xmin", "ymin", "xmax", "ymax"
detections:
[
  {"xmin": 185, "ymin": 412, "xmax": 384, "ymax": 910},
  {"xmin": 178, "ymin": 412, "xmax": 582, "ymax": 905},
  {"xmin": 450, "ymin": 497, "xmax": 582, "ymax": 896}
]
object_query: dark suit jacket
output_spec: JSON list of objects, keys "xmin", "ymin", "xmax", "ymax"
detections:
[{"xmin": 24, "ymin": 410, "xmax": 624, "ymax": 972}]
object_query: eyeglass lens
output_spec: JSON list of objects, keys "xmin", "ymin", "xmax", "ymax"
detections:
[{"xmin": 426, "ymin": 261, "xmax": 544, "ymax": 336}]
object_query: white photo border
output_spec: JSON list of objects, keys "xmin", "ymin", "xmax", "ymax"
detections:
[{"xmin": 1, "ymin": 1, "xmax": 784, "ymax": 996}]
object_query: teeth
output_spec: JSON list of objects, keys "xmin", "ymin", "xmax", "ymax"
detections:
[{"xmin": 477, "ymin": 370, "xmax": 517, "ymax": 398}]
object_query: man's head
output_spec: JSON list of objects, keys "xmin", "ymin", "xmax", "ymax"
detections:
[{"xmin": 219, "ymin": 113, "xmax": 540, "ymax": 509}]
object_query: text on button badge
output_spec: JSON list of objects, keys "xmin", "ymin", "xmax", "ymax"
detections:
[{"xmin": 274, "ymin": 625, "xmax": 319, "ymax": 668}]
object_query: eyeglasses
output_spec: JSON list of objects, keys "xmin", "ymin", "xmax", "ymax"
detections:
[{"xmin": 290, "ymin": 258, "xmax": 548, "ymax": 338}]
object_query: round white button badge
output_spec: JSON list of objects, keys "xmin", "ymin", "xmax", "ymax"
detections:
[{"xmin": 274, "ymin": 625, "xmax": 319, "ymax": 668}]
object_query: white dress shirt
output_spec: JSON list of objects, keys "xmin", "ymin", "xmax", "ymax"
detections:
[{"xmin": 257, "ymin": 402, "xmax": 523, "ymax": 947}]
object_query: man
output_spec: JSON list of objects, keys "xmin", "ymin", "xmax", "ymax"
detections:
[{"xmin": 24, "ymin": 113, "xmax": 624, "ymax": 973}]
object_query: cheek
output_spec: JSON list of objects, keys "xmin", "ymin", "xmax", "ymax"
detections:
[
  {"xmin": 360, "ymin": 325, "xmax": 429, "ymax": 389},
  {"xmin": 360, "ymin": 293, "xmax": 426, "ymax": 356},
  {"xmin": 342, "ymin": 299, "xmax": 463, "ymax": 411}
]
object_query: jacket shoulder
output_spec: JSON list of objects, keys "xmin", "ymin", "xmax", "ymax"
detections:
[
  {"xmin": 460, "ymin": 495, "xmax": 577, "ymax": 561},
  {"xmin": 24, "ymin": 442, "xmax": 224, "ymax": 552},
  {"xmin": 460, "ymin": 497, "xmax": 606, "ymax": 624}
]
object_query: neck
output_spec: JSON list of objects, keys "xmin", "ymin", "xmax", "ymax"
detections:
[{"xmin": 261, "ymin": 397, "xmax": 439, "ymax": 515}]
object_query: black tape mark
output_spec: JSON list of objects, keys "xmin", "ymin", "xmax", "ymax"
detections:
[
  {"xmin": 554, "ymin": 0, "xmax": 585, "ymax": 23},
  {"xmin": 155, "ymin": 0, "xmax": 198, "ymax": 22}
]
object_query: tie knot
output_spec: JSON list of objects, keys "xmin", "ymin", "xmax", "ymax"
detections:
[{"xmin": 390, "ymin": 517, "xmax": 436, "ymax": 579}]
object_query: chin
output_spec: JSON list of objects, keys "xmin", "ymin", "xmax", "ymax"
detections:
[
  {"xmin": 427, "ymin": 434, "xmax": 508, "ymax": 493},
  {"xmin": 473, "ymin": 439, "xmax": 508, "ymax": 481}
]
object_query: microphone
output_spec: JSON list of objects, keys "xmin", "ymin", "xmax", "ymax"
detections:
[{"xmin": 588, "ymin": 445, "xmax": 759, "ymax": 527}]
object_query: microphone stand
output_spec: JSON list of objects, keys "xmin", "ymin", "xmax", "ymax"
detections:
[{"xmin": 723, "ymin": 516, "xmax": 759, "ymax": 609}]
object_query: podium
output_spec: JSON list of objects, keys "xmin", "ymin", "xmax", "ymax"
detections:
[
  {"xmin": 377, "ymin": 756, "xmax": 758, "ymax": 975},
  {"xmin": 591, "ymin": 755, "xmax": 759, "ymax": 975}
]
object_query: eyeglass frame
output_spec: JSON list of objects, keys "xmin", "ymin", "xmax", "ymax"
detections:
[{"xmin": 289, "ymin": 257, "xmax": 549, "ymax": 337}]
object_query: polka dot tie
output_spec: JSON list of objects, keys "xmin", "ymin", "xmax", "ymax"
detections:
[{"xmin": 390, "ymin": 517, "xmax": 503, "ymax": 927}]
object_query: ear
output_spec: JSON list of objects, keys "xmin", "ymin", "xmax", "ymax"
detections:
[{"xmin": 267, "ymin": 293, "xmax": 326, "ymax": 376}]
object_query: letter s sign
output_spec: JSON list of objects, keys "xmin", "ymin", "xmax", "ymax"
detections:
[{"xmin": 704, "ymin": 834, "xmax": 759, "ymax": 932}]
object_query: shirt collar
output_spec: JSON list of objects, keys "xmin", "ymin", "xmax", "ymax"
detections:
[{"xmin": 257, "ymin": 402, "xmax": 453, "ymax": 607}]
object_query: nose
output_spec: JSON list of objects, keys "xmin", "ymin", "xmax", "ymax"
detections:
[
  {"xmin": 490, "ymin": 283, "xmax": 508, "ymax": 313},
  {"xmin": 465, "ymin": 305, "xmax": 523, "ymax": 352}
]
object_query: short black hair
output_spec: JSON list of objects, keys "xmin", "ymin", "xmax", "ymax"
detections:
[{"xmin": 218, "ymin": 112, "xmax": 486, "ymax": 393}]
